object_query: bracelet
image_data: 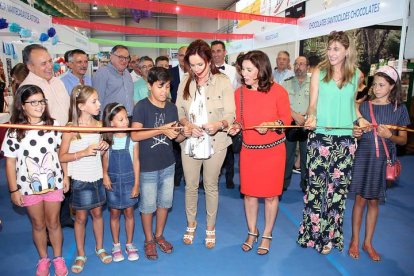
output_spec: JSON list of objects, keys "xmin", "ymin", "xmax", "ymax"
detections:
[{"xmin": 9, "ymin": 187, "xmax": 20, "ymax": 194}]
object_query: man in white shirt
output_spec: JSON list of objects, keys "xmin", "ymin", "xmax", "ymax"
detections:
[
  {"xmin": 273, "ymin": 50, "xmax": 295, "ymax": 84},
  {"xmin": 211, "ymin": 40, "xmax": 237, "ymax": 189},
  {"xmin": 21, "ymin": 44, "xmax": 70, "ymax": 126},
  {"xmin": 211, "ymin": 40, "xmax": 239, "ymax": 89},
  {"xmin": 129, "ymin": 55, "xmax": 141, "ymax": 82}
]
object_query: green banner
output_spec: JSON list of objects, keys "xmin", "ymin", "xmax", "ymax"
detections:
[{"xmin": 89, "ymin": 38, "xmax": 188, "ymax": 49}]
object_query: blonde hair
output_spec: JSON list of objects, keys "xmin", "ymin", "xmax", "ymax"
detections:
[
  {"xmin": 68, "ymin": 85, "xmax": 98, "ymax": 139},
  {"xmin": 319, "ymin": 31, "xmax": 357, "ymax": 88}
]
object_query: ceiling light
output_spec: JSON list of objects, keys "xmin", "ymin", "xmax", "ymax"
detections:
[{"xmin": 92, "ymin": 4, "xmax": 98, "ymax": 10}]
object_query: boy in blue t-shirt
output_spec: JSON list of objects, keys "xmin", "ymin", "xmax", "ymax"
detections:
[{"xmin": 131, "ymin": 67, "xmax": 185, "ymax": 260}]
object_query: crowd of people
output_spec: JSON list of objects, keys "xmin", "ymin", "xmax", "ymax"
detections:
[{"xmin": 0, "ymin": 31, "xmax": 410, "ymax": 275}]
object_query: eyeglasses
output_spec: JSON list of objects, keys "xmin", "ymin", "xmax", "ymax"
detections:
[
  {"xmin": 24, "ymin": 99, "xmax": 48, "ymax": 106},
  {"xmin": 112, "ymin": 54, "xmax": 131, "ymax": 62}
]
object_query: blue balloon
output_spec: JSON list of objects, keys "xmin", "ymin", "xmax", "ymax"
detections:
[
  {"xmin": 51, "ymin": 35, "xmax": 59, "ymax": 45},
  {"xmin": 39, "ymin": 33, "xmax": 49, "ymax": 42},
  {"xmin": 53, "ymin": 62, "xmax": 61, "ymax": 72},
  {"xmin": 8, "ymin": 23, "xmax": 21, "ymax": 33},
  {"xmin": 47, "ymin": 27, "xmax": 56, "ymax": 37},
  {"xmin": 19, "ymin": 28, "xmax": 32, "ymax": 38}
]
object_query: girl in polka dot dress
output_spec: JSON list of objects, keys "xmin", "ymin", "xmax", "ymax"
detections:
[{"xmin": 1, "ymin": 85, "xmax": 68, "ymax": 276}]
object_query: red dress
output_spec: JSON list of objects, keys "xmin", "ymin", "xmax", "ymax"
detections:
[{"xmin": 235, "ymin": 83, "xmax": 291, "ymax": 197}]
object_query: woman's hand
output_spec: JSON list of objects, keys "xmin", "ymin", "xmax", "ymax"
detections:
[
  {"xmin": 130, "ymin": 185, "xmax": 139, "ymax": 198},
  {"xmin": 255, "ymin": 122, "xmax": 270, "ymax": 135},
  {"xmin": 11, "ymin": 192, "xmax": 23, "ymax": 207},
  {"xmin": 103, "ymin": 174, "xmax": 112, "ymax": 191},
  {"xmin": 228, "ymin": 123, "xmax": 241, "ymax": 136},
  {"xmin": 377, "ymin": 124, "xmax": 393, "ymax": 139},
  {"xmin": 352, "ymin": 126, "xmax": 364, "ymax": 138},
  {"xmin": 202, "ymin": 122, "xmax": 222, "ymax": 136},
  {"xmin": 63, "ymin": 176, "xmax": 70, "ymax": 193},
  {"xmin": 188, "ymin": 124, "xmax": 204, "ymax": 138},
  {"xmin": 358, "ymin": 117, "xmax": 372, "ymax": 132},
  {"xmin": 304, "ymin": 115, "xmax": 316, "ymax": 130}
]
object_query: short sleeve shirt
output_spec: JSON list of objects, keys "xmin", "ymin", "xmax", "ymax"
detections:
[
  {"xmin": 1, "ymin": 121, "xmax": 63, "ymax": 195},
  {"xmin": 132, "ymin": 98, "xmax": 178, "ymax": 172}
]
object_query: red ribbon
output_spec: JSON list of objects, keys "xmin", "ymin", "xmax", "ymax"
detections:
[{"xmin": 52, "ymin": 17, "xmax": 254, "ymax": 40}]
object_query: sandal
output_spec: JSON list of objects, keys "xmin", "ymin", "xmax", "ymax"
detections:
[
  {"xmin": 95, "ymin": 248, "xmax": 112, "ymax": 264},
  {"xmin": 71, "ymin": 256, "xmax": 87, "ymax": 274},
  {"xmin": 183, "ymin": 222, "xmax": 197, "ymax": 245},
  {"xmin": 321, "ymin": 242, "xmax": 333, "ymax": 255},
  {"xmin": 362, "ymin": 244, "xmax": 381, "ymax": 261},
  {"xmin": 348, "ymin": 242, "xmax": 360, "ymax": 259},
  {"xmin": 144, "ymin": 240, "xmax": 158, "ymax": 260},
  {"xmin": 205, "ymin": 229, "xmax": 216, "ymax": 249},
  {"xmin": 154, "ymin": 234, "xmax": 173, "ymax": 254},
  {"xmin": 257, "ymin": 235, "xmax": 272, "ymax": 255},
  {"xmin": 242, "ymin": 229, "xmax": 259, "ymax": 252}
]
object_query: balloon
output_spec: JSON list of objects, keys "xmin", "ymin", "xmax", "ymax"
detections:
[
  {"xmin": 47, "ymin": 27, "xmax": 56, "ymax": 37},
  {"xmin": 39, "ymin": 33, "xmax": 49, "ymax": 42},
  {"xmin": 0, "ymin": 18, "xmax": 8, "ymax": 29},
  {"xmin": 19, "ymin": 28, "xmax": 32, "ymax": 38},
  {"xmin": 8, "ymin": 23, "xmax": 21, "ymax": 33},
  {"xmin": 51, "ymin": 35, "xmax": 59, "ymax": 45}
]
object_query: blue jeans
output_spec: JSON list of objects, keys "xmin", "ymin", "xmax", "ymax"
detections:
[{"xmin": 139, "ymin": 164, "xmax": 174, "ymax": 214}]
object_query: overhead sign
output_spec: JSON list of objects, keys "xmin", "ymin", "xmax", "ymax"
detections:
[{"xmin": 0, "ymin": 0, "xmax": 51, "ymax": 32}]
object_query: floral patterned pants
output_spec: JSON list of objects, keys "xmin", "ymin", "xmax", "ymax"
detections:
[{"xmin": 297, "ymin": 132, "xmax": 356, "ymax": 253}]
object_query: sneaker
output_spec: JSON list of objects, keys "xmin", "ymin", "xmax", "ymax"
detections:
[
  {"xmin": 112, "ymin": 243, "xmax": 125, "ymax": 262},
  {"xmin": 36, "ymin": 257, "xmax": 50, "ymax": 276},
  {"xmin": 52, "ymin": 257, "xmax": 68, "ymax": 276},
  {"xmin": 292, "ymin": 167, "xmax": 301, "ymax": 174},
  {"xmin": 125, "ymin": 243, "xmax": 139, "ymax": 261}
]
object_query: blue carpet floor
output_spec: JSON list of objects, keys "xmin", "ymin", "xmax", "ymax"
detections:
[{"xmin": 0, "ymin": 155, "xmax": 413, "ymax": 275}]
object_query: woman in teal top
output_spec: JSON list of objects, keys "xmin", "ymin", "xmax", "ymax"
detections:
[{"xmin": 297, "ymin": 31, "xmax": 367, "ymax": 255}]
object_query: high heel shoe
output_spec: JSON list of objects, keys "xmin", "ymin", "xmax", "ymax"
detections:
[
  {"xmin": 205, "ymin": 229, "xmax": 216, "ymax": 249},
  {"xmin": 241, "ymin": 229, "xmax": 259, "ymax": 252},
  {"xmin": 183, "ymin": 222, "xmax": 197, "ymax": 245},
  {"xmin": 257, "ymin": 235, "xmax": 272, "ymax": 255},
  {"xmin": 362, "ymin": 244, "xmax": 381, "ymax": 261}
]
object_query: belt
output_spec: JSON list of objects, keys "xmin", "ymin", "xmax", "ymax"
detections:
[{"xmin": 242, "ymin": 137, "xmax": 286, "ymax": 149}]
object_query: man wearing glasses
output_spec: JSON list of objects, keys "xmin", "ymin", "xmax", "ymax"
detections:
[
  {"xmin": 20, "ymin": 44, "xmax": 70, "ymax": 126},
  {"xmin": 61, "ymin": 49, "xmax": 92, "ymax": 95},
  {"xmin": 133, "ymin": 56, "xmax": 154, "ymax": 104},
  {"xmin": 92, "ymin": 45, "xmax": 134, "ymax": 118}
]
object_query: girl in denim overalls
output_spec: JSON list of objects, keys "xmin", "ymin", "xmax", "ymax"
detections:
[{"xmin": 102, "ymin": 103, "xmax": 140, "ymax": 262}]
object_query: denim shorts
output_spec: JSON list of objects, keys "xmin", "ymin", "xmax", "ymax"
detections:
[
  {"xmin": 71, "ymin": 178, "xmax": 106, "ymax": 210},
  {"xmin": 106, "ymin": 171, "xmax": 138, "ymax": 209},
  {"xmin": 139, "ymin": 164, "xmax": 174, "ymax": 214}
]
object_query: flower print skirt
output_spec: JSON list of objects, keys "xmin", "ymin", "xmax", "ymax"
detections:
[{"xmin": 297, "ymin": 132, "xmax": 356, "ymax": 253}]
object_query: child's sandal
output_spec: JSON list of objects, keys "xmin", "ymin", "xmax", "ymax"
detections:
[
  {"xmin": 71, "ymin": 256, "xmax": 87, "ymax": 274},
  {"xmin": 95, "ymin": 248, "xmax": 112, "ymax": 264},
  {"xmin": 144, "ymin": 240, "xmax": 158, "ymax": 260},
  {"xmin": 154, "ymin": 234, "xmax": 173, "ymax": 254}
]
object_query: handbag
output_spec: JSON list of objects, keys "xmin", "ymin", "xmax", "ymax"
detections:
[
  {"xmin": 232, "ymin": 86, "xmax": 243, "ymax": 153},
  {"xmin": 369, "ymin": 101, "xmax": 401, "ymax": 181},
  {"xmin": 285, "ymin": 120, "xmax": 309, "ymax": 142}
]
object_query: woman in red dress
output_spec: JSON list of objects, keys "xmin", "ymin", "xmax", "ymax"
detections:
[{"xmin": 229, "ymin": 51, "xmax": 291, "ymax": 255}]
